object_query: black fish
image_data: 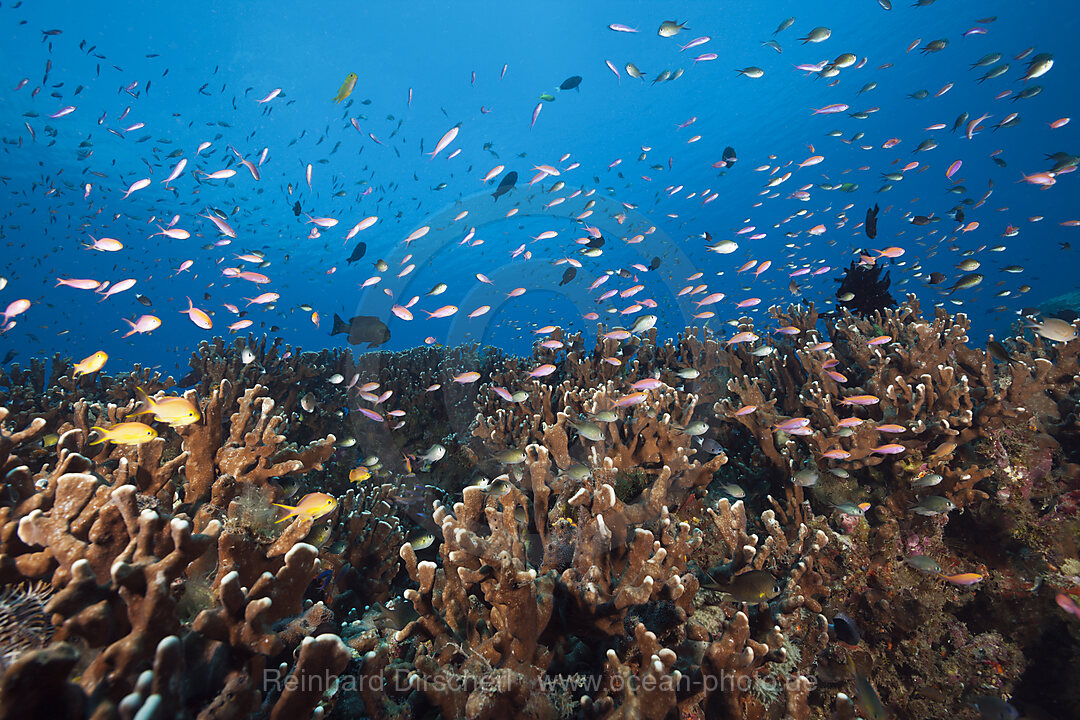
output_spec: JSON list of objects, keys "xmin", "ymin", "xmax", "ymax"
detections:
[
  {"xmin": 722, "ymin": 146, "xmax": 737, "ymax": 167},
  {"xmin": 986, "ymin": 340, "xmax": 1015, "ymax": 364},
  {"xmin": 177, "ymin": 368, "xmax": 202, "ymax": 386},
  {"xmin": 864, "ymin": 203, "xmax": 879, "ymax": 239},
  {"xmin": 492, "ymin": 171, "xmax": 517, "ymax": 202},
  {"xmin": 927, "ymin": 272, "xmax": 946, "ymax": 285},
  {"xmin": 559, "ymin": 75, "xmax": 582, "ymax": 91},
  {"xmin": 586, "ymin": 234, "xmax": 605, "ymax": 249},
  {"xmin": 911, "ymin": 215, "xmax": 932, "ymax": 226},
  {"xmin": 830, "ymin": 612, "xmax": 861, "ymax": 645},
  {"xmin": 649, "ymin": 256, "xmax": 662, "ymax": 271},
  {"xmin": 370, "ymin": 599, "xmax": 420, "ymax": 631},
  {"xmin": 331, "ymin": 313, "xmax": 391, "ymax": 347},
  {"xmin": 136, "ymin": 293, "xmax": 152, "ymax": 307},
  {"xmin": 1, "ymin": 350, "xmax": 16, "ymax": 364},
  {"xmin": 559, "ymin": 267, "xmax": 577, "ymax": 286},
  {"xmin": 292, "ymin": 200, "xmax": 301, "ymax": 217},
  {"xmin": 347, "ymin": 241, "xmax": 367, "ymax": 264}
]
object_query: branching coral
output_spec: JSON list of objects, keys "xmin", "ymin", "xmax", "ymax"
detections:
[{"xmin": 0, "ymin": 303, "xmax": 1074, "ymax": 719}]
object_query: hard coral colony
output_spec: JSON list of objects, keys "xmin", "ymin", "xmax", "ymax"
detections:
[{"xmin": 1, "ymin": 4, "xmax": 1079, "ymax": 720}]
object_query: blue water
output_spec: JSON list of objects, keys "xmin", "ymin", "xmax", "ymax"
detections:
[{"xmin": 1, "ymin": 0, "xmax": 1077, "ymax": 375}]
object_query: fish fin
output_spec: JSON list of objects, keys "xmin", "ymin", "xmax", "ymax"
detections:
[
  {"xmin": 331, "ymin": 313, "xmax": 348, "ymax": 336},
  {"xmin": 129, "ymin": 386, "xmax": 154, "ymax": 416},
  {"xmin": 271, "ymin": 502, "xmax": 296, "ymax": 522},
  {"xmin": 88, "ymin": 426, "xmax": 107, "ymax": 445}
]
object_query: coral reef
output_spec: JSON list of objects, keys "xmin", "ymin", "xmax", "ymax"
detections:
[{"xmin": 0, "ymin": 296, "xmax": 1076, "ymax": 718}]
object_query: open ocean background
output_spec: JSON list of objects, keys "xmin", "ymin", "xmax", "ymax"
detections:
[{"xmin": 1, "ymin": 0, "xmax": 1078, "ymax": 375}]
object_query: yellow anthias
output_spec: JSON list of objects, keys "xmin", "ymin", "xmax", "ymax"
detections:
[
  {"xmin": 332, "ymin": 73, "xmax": 357, "ymax": 103},
  {"xmin": 129, "ymin": 387, "xmax": 201, "ymax": 427},
  {"xmin": 73, "ymin": 350, "xmax": 108, "ymax": 377},
  {"xmin": 89, "ymin": 422, "xmax": 158, "ymax": 446},
  {"xmin": 272, "ymin": 492, "xmax": 338, "ymax": 523}
]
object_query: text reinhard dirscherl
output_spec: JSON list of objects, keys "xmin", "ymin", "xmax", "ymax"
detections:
[{"xmin": 262, "ymin": 668, "xmax": 816, "ymax": 696}]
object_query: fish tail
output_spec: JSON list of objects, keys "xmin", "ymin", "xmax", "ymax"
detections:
[
  {"xmin": 271, "ymin": 503, "xmax": 296, "ymax": 522},
  {"xmin": 88, "ymin": 426, "xmax": 107, "ymax": 445},
  {"xmin": 129, "ymin": 386, "xmax": 154, "ymax": 416},
  {"xmin": 331, "ymin": 313, "xmax": 348, "ymax": 336}
]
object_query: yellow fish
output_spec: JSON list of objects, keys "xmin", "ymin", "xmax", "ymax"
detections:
[
  {"xmin": 348, "ymin": 466, "xmax": 371, "ymax": 483},
  {"xmin": 89, "ymin": 421, "xmax": 158, "ymax": 446},
  {"xmin": 272, "ymin": 492, "xmax": 338, "ymax": 523},
  {"xmin": 129, "ymin": 386, "xmax": 201, "ymax": 427},
  {"xmin": 73, "ymin": 350, "xmax": 108, "ymax": 377},
  {"xmin": 332, "ymin": 73, "xmax": 358, "ymax": 103}
]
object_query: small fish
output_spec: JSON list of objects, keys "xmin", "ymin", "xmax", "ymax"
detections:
[
  {"xmin": 773, "ymin": 17, "xmax": 795, "ymax": 35},
  {"xmin": 914, "ymin": 473, "xmax": 943, "ymax": 487},
  {"xmin": 695, "ymin": 437, "xmax": 725, "ymax": 455},
  {"xmin": 89, "ymin": 422, "xmax": 158, "ymax": 446},
  {"xmin": 658, "ymin": 20, "xmax": 689, "ymax": 37},
  {"xmin": 495, "ymin": 449, "xmax": 526, "ymax": 464},
  {"xmin": 939, "ymin": 572, "xmax": 983, "ymax": 586},
  {"xmin": 129, "ymin": 387, "xmax": 201, "ymax": 427},
  {"xmin": 719, "ymin": 482, "xmax": 745, "ymax": 498},
  {"xmin": 562, "ymin": 464, "xmax": 591, "ymax": 481},
  {"xmin": 1029, "ymin": 318, "xmax": 1076, "ymax": 343},
  {"xmin": 701, "ymin": 569, "xmax": 781, "ymax": 603},
  {"xmin": 800, "ymin": 26, "xmax": 831, "ymax": 44},
  {"xmin": 910, "ymin": 496, "xmax": 956, "ymax": 516},
  {"xmin": 830, "ymin": 612, "xmax": 861, "ymax": 645},
  {"xmin": 849, "ymin": 657, "xmax": 888, "ymax": 720},
  {"xmin": 332, "ymin": 72, "xmax": 358, "ymax": 103},
  {"xmin": 1056, "ymin": 592, "xmax": 1080, "ymax": 620},
  {"xmin": 406, "ymin": 529, "xmax": 436, "ymax": 550},
  {"xmin": 73, "ymin": 350, "xmax": 108, "ymax": 377},
  {"xmin": 906, "ymin": 555, "xmax": 942, "ymax": 573},
  {"xmin": 480, "ymin": 478, "xmax": 512, "ymax": 497},
  {"xmin": 569, "ymin": 420, "xmax": 603, "ymax": 442},
  {"xmin": 272, "ymin": 492, "xmax": 338, "ymax": 523},
  {"xmin": 419, "ymin": 444, "xmax": 446, "ymax": 464},
  {"xmin": 972, "ymin": 696, "xmax": 1019, "ymax": 720}
]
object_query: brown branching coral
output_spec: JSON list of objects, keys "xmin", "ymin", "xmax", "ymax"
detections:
[
  {"xmin": 183, "ymin": 381, "xmax": 336, "ymax": 507},
  {"xmin": 0, "ymin": 299, "xmax": 1073, "ymax": 719}
]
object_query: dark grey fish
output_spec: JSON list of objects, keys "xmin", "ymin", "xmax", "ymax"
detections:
[
  {"xmin": 559, "ymin": 75, "xmax": 582, "ymax": 91},
  {"xmin": 559, "ymin": 267, "xmax": 577, "ymax": 286},
  {"xmin": 831, "ymin": 612, "xmax": 861, "ymax": 644},
  {"xmin": 492, "ymin": 171, "xmax": 517, "ymax": 201},
  {"xmin": 986, "ymin": 340, "xmax": 1014, "ymax": 363},
  {"xmin": 371, "ymin": 598, "xmax": 420, "ymax": 630},
  {"xmin": 330, "ymin": 313, "xmax": 390, "ymax": 347},
  {"xmin": 865, "ymin": 203, "xmax": 879, "ymax": 239},
  {"xmin": 347, "ymin": 241, "xmax": 367, "ymax": 264},
  {"xmin": 972, "ymin": 696, "xmax": 1018, "ymax": 720}
]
